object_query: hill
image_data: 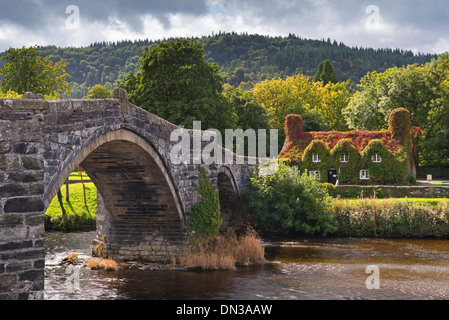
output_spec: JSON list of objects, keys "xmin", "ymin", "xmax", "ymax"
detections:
[{"xmin": 2, "ymin": 32, "xmax": 438, "ymax": 98}]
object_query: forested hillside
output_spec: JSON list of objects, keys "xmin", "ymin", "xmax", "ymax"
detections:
[{"xmin": 2, "ymin": 32, "xmax": 434, "ymax": 98}]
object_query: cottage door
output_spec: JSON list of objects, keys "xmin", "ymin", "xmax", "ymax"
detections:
[{"xmin": 328, "ymin": 170, "xmax": 338, "ymax": 185}]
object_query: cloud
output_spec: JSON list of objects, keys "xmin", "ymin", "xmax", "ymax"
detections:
[{"xmin": 0, "ymin": 0, "xmax": 447, "ymax": 54}]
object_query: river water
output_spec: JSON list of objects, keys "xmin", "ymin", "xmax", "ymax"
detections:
[{"xmin": 44, "ymin": 231, "xmax": 449, "ymax": 300}]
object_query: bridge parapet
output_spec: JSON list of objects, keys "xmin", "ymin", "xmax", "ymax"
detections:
[{"xmin": 0, "ymin": 90, "xmax": 259, "ymax": 300}]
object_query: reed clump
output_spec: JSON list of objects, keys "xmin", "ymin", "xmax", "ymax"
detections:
[{"xmin": 178, "ymin": 228, "xmax": 265, "ymax": 271}]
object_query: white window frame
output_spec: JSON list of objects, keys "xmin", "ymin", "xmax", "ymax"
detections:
[
  {"xmin": 340, "ymin": 154, "xmax": 349, "ymax": 163},
  {"xmin": 309, "ymin": 170, "xmax": 321, "ymax": 180},
  {"xmin": 312, "ymin": 153, "xmax": 321, "ymax": 163},
  {"xmin": 360, "ymin": 170, "xmax": 370, "ymax": 180},
  {"xmin": 372, "ymin": 154, "xmax": 382, "ymax": 163}
]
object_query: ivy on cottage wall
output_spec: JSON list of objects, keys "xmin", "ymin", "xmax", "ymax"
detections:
[
  {"xmin": 301, "ymin": 140, "xmax": 332, "ymax": 183},
  {"xmin": 280, "ymin": 109, "xmax": 417, "ymax": 186},
  {"xmin": 330, "ymin": 139, "xmax": 361, "ymax": 185}
]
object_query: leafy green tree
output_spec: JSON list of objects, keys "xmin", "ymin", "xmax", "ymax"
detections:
[
  {"xmin": 242, "ymin": 162, "xmax": 335, "ymax": 236},
  {"xmin": 0, "ymin": 46, "xmax": 71, "ymax": 98},
  {"xmin": 118, "ymin": 39, "xmax": 234, "ymax": 131},
  {"xmin": 344, "ymin": 56, "xmax": 449, "ymax": 166},
  {"xmin": 223, "ymin": 86, "xmax": 269, "ymax": 130},
  {"xmin": 84, "ymin": 84, "xmax": 112, "ymax": 99},
  {"xmin": 313, "ymin": 60, "xmax": 339, "ymax": 84},
  {"xmin": 188, "ymin": 166, "xmax": 222, "ymax": 239}
]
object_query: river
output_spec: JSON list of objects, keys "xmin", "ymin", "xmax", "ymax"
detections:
[{"xmin": 44, "ymin": 231, "xmax": 449, "ymax": 300}]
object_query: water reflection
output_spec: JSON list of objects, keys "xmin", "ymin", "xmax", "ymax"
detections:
[{"xmin": 45, "ymin": 232, "xmax": 449, "ymax": 300}]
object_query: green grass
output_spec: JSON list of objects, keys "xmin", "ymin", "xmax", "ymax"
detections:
[
  {"xmin": 45, "ymin": 182, "xmax": 97, "ymax": 231},
  {"xmin": 331, "ymin": 197, "xmax": 449, "ymax": 238},
  {"xmin": 68, "ymin": 172, "xmax": 90, "ymax": 181},
  {"xmin": 428, "ymin": 182, "xmax": 449, "ymax": 187},
  {"xmin": 335, "ymin": 198, "xmax": 449, "ymax": 208}
]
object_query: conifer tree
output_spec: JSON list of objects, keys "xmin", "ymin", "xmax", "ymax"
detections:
[{"xmin": 313, "ymin": 60, "xmax": 339, "ymax": 84}]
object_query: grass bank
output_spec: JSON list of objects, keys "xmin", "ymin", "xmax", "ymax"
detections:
[
  {"xmin": 45, "ymin": 182, "xmax": 97, "ymax": 231},
  {"xmin": 331, "ymin": 198, "xmax": 449, "ymax": 238}
]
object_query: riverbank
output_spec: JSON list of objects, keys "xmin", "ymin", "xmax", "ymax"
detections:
[
  {"xmin": 44, "ymin": 231, "xmax": 449, "ymax": 300},
  {"xmin": 45, "ymin": 179, "xmax": 449, "ymax": 238},
  {"xmin": 331, "ymin": 198, "xmax": 449, "ymax": 238},
  {"xmin": 45, "ymin": 181, "xmax": 97, "ymax": 231}
]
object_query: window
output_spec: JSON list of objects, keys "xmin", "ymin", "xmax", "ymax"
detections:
[
  {"xmin": 360, "ymin": 170, "xmax": 370, "ymax": 180},
  {"xmin": 340, "ymin": 154, "xmax": 349, "ymax": 163},
  {"xmin": 312, "ymin": 153, "xmax": 321, "ymax": 163},
  {"xmin": 372, "ymin": 154, "xmax": 382, "ymax": 163},
  {"xmin": 309, "ymin": 170, "xmax": 321, "ymax": 180}
]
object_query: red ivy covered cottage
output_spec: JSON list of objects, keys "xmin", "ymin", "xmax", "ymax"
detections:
[{"xmin": 279, "ymin": 108, "xmax": 422, "ymax": 185}]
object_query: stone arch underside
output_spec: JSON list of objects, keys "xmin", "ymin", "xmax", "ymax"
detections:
[
  {"xmin": 44, "ymin": 129, "xmax": 188, "ymax": 262},
  {"xmin": 217, "ymin": 167, "xmax": 243, "ymax": 230}
]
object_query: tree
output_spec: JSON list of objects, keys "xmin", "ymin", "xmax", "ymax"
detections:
[
  {"xmin": 118, "ymin": 39, "xmax": 234, "ymax": 132},
  {"xmin": 251, "ymin": 73, "xmax": 351, "ymax": 138},
  {"xmin": 0, "ymin": 46, "xmax": 71, "ymax": 98},
  {"xmin": 223, "ymin": 86, "xmax": 269, "ymax": 130},
  {"xmin": 84, "ymin": 84, "xmax": 112, "ymax": 99},
  {"xmin": 241, "ymin": 162, "xmax": 335, "ymax": 235},
  {"xmin": 313, "ymin": 60, "xmax": 339, "ymax": 84},
  {"xmin": 313, "ymin": 80, "xmax": 352, "ymax": 131},
  {"xmin": 187, "ymin": 166, "xmax": 222, "ymax": 239},
  {"xmin": 344, "ymin": 56, "xmax": 449, "ymax": 166}
]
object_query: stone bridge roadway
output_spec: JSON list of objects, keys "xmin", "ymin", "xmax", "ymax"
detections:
[{"xmin": 0, "ymin": 89, "xmax": 259, "ymax": 300}]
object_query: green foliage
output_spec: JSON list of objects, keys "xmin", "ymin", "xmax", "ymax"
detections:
[
  {"xmin": 222, "ymin": 86, "xmax": 270, "ymax": 130},
  {"xmin": 301, "ymin": 140, "xmax": 332, "ymax": 183},
  {"xmin": 417, "ymin": 166, "xmax": 449, "ymax": 179},
  {"xmin": 188, "ymin": 166, "xmax": 222, "ymax": 239},
  {"xmin": 0, "ymin": 46, "xmax": 71, "ymax": 98},
  {"xmin": 242, "ymin": 163, "xmax": 336, "ymax": 236},
  {"xmin": 84, "ymin": 84, "xmax": 112, "ymax": 99},
  {"xmin": 344, "ymin": 57, "xmax": 449, "ymax": 167},
  {"xmin": 330, "ymin": 139, "xmax": 361, "ymax": 184},
  {"xmin": 46, "ymin": 182, "xmax": 97, "ymax": 231},
  {"xmin": 332, "ymin": 198, "xmax": 449, "ymax": 238},
  {"xmin": 118, "ymin": 39, "xmax": 234, "ymax": 132},
  {"xmin": 12, "ymin": 33, "xmax": 434, "ymax": 99},
  {"xmin": 360, "ymin": 139, "xmax": 408, "ymax": 185},
  {"xmin": 313, "ymin": 60, "xmax": 339, "ymax": 84}
]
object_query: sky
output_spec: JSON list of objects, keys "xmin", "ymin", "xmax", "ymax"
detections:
[{"xmin": 0, "ymin": 0, "xmax": 448, "ymax": 54}]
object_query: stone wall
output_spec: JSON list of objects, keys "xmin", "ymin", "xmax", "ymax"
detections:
[
  {"xmin": 0, "ymin": 90, "xmax": 255, "ymax": 299},
  {"xmin": 334, "ymin": 185, "xmax": 449, "ymax": 199},
  {"xmin": 0, "ymin": 93, "xmax": 46, "ymax": 300}
]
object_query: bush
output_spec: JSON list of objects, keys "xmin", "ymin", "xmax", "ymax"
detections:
[
  {"xmin": 242, "ymin": 163, "xmax": 336, "ymax": 236},
  {"xmin": 178, "ymin": 228, "xmax": 265, "ymax": 270},
  {"xmin": 332, "ymin": 198, "xmax": 449, "ymax": 237},
  {"xmin": 187, "ymin": 166, "xmax": 222, "ymax": 239}
]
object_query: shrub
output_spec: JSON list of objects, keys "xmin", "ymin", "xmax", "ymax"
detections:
[
  {"xmin": 178, "ymin": 228, "xmax": 265, "ymax": 270},
  {"xmin": 187, "ymin": 166, "xmax": 222, "ymax": 239},
  {"xmin": 332, "ymin": 198, "xmax": 449, "ymax": 237},
  {"xmin": 242, "ymin": 162, "xmax": 336, "ymax": 236}
]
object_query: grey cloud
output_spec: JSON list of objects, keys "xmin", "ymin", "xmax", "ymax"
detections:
[{"xmin": 0, "ymin": 0, "xmax": 209, "ymax": 31}]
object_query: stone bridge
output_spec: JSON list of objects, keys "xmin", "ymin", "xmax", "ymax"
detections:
[{"xmin": 0, "ymin": 89, "xmax": 259, "ymax": 300}]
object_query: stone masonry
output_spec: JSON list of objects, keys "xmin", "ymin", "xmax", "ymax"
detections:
[{"xmin": 0, "ymin": 89, "xmax": 257, "ymax": 300}]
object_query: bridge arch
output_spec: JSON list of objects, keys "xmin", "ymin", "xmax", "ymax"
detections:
[
  {"xmin": 217, "ymin": 166, "xmax": 241, "ymax": 229},
  {"xmin": 44, "ymin": 128, "xmax": 188, "ymax": 262}
]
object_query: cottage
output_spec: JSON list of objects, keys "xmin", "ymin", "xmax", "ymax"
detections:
[{"xmin": 279, "ymin": 108, "xmax": 422, "ymax": 185}]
